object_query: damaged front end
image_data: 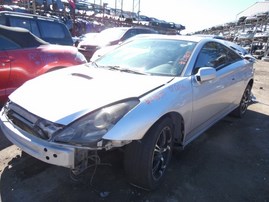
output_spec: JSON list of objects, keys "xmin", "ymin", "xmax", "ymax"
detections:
[{"xmin": 0, "ymin": 99, "xmax": 138, "ymax": 175}]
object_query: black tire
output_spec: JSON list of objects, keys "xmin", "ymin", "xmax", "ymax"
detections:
[
  {"xmin": 124, "ymin": 117, "xmax": 174, "ymax": 190},
  {"xmin": 231, "ymin": 84, "xmax": 252, "ymax": 118}
]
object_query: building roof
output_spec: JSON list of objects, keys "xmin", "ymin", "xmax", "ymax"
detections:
[{"xmin": 237, "ymin": 1, "xmax": 269, "ymax": 19}]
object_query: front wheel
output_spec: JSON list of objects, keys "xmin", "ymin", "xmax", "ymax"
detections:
[
  {"xmin": 124, "ymin": 117, "xmax": 174, "ymax": 190},
  {"xmin": 231, "ymin": 84, "xmax": 252, "ymax": 118}
]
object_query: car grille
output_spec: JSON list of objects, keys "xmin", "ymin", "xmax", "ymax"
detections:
[{"xmin": 4, "ymin": 102, "xmax": 56, "ymax": 140}]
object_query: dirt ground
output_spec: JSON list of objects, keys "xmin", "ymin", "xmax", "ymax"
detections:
[{"xmin": 0, "ymin": 61, "xmax": 269, "ymax": 202}]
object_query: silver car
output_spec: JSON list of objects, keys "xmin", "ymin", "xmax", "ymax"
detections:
[{"xmin": 0, "ymin": 35, "xmax": 254, "ymax": 190}]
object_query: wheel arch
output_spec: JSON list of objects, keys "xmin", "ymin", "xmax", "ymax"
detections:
[
  {"xmin": 151, "ymin": 112, "xmax": 185, "ymax": 145},
  {"xmin": 124, "ymin": 111, "xmax": 180, "ymax": 190},
  {"xmin": 248, "ymin": 78, "xmax": 254, "ymax": 89}
]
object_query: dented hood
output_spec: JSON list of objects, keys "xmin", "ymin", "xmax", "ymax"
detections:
[{"xmin": 9, "ymin": 64, "xmax": 172, "ymax": 125}]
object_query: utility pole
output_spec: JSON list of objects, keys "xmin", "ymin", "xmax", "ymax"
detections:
[
  {"xmin": 138, "ymin": 0, "xmax": 140, "ymax": 20},
  {"xmin": 132, "ymin": 0, "xmax": 140, "ymax": 21},
  {"xmin": 121, "ymin": 0, "xmax": 123, "ymax": 18}
]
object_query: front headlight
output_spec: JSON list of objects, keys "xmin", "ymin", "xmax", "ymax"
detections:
[{"xmin": 53, "ymin": 98, "xmax": 139, "ymax": 146}]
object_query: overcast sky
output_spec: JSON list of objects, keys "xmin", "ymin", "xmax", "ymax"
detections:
[{"xmin": 90, "ymin": 0, "xmax": 262, "ymax": 34}]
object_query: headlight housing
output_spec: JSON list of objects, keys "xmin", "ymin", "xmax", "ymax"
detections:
[{"xmin": 52, "ymin": 98, "xmax": 139, "ymax": 146}]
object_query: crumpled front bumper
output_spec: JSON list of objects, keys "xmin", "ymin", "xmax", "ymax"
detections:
[{"xmin": 0, "ymin": 113, "xmax": 76, "ymax": 169}]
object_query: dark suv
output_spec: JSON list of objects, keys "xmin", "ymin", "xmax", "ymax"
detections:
[{"xmin": 0, "ymin": 11, "xmax": 73, "ymax": 46}]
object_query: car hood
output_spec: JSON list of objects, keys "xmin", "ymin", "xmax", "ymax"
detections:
[
  {"xmin": 79, "ymin": 37, "xmax": 109, "ymax": 47},
  {"xmin": 9, "ymin": 64, "xmax": 173, "ymax": 125},
  {"xmin": 79, "ymin": 34, "xmax": 119, "ymax": 47}
]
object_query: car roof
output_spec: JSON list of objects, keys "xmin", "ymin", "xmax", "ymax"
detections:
[
  {"xmin": 0, "ymin": 11, "xmax": 62, "ymax": 23},
  {"xmin": 0, "ymin": 24, "xmax": 49, "ymax": 48}
]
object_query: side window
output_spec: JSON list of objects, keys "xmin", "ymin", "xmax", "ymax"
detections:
[
  {"xmin": 0, "ymin": 16, "xmax": 6, "ymax": 25},
  {"xmin": 10, "ymin": 17, "xmax": 31, "ymax": 29},
  {"xmin": 38, "ymin": 21, "xmax": 66, "ymax": 39},
  {"xmin": 226, "ymin": 47, "xmax": 243, "ymax": 63},
  {"xmin": 0, "ymin": 35, "xmax": 20, "ymax": 50},
  {"xmin": 194, "ymin": 42, "xmax": 218, "ymax": 72},
  {"xmin": 29, "ymin": 20, "xmax": 40, "ymax": 37},
  {"xmin": 194, "ymin": 42, "xmax": 239, "ymax": 73},
  {"xmin": 9, "ymin": 17, "xmax": 40, "ymax": 37}
]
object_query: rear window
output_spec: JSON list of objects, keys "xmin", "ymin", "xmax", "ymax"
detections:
[{"xmin": 38, "ymin": 20, "xmax": 66, "ymax": 39}]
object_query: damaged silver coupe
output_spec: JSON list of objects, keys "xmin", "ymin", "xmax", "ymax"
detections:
[{"xmin": 0, "ymin": 35, "xmax": 254, "ymax": 190}]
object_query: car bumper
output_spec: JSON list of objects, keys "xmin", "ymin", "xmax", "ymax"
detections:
[{"xmin": 0, "ymin": 114, "xmax": 75, "ymax": 169}]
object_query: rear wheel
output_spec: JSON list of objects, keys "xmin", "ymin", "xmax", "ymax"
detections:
[
  {"xmin": 232, "ymin": 84, "xmax": 252, "ymax": 118},
  {"xmin": 124, "ymin": 117, "xmax": 174, "ymax": 190}
]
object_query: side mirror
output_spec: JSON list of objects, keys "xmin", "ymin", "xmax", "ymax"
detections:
[
  {"xmin": 243, "ymin": 54, "xmax": 256, "ymax": 63},
  {"xmin": 195, "ymin": 67, "xmax": 217, "ymax": 82}
]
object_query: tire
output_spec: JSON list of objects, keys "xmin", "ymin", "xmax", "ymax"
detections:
[
  {"xmin": 124, "ymin": 117, "xmax": 174, "ymax": 190},
  {"xmin": 231, "ymin": 84, "xmax": 252, "ymax": 118}
]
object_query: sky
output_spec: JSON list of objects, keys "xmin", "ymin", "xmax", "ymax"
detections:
[{"xmin": 91, "ymin": 0, "xmax": 261, "ymax": 34}]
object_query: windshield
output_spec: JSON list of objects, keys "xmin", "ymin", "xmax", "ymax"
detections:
[{"xmin": 95, "ymin": 38, "xmax": 197, "ymax": 76}]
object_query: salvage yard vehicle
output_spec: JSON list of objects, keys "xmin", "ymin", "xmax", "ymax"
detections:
[
  {"xmin": 77, "ymin": 27, "xmax": 157, "ymax": 60},
  {"xmin": 0, "ymin": 25, "xmax": 87, "ymax": 106},
  {"xmin": 0, "ymin": 35, "xmax": 254, "ymax": 190}
]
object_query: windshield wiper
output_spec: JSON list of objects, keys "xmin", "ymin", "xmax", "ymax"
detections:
[
  {"xmin": 107, "ymin": 66, "xmax": 122, "ymax": 71},
  {"xmin": 94, "ymin": 65, "xmax": 120, "ymax": 70},
  {"xmin": 88, "ymin": 61, "xmax": 99, "ymax": 68},
  {"xmin": 119, "ymin": 68, "xmax": 149, "ymax": 75},
  {"xmin": 97, "ymin": 65, "xmax": 149, "ymax": 75}
]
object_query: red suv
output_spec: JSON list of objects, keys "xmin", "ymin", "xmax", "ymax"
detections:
[{"xmin": 0, "ymin": 25, "xmax": 87, "ymax": 106}]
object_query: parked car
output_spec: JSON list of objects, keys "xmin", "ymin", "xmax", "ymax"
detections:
[
  {"xmin": 0, "ymin": 35, "xmax": 254, "ymax": 190},
  {"xmin": 74, "ymin": 32, "xmax": 98, "ymax": 47},
  {"xmin": 90, "ymin": 34, "xmax": 154, "ymax": 61},
  {"xmin": 0, "ymin": 25, "xmax": 87, "ymax": 106},
  {"xmin": 0, "ymin": 11, "xmax": 74, "ymax": 46},
  {"xmin": 253, "ymin": 49, "xmax": 265, "ymax": 59},
  {"xmin": 77, "ymin": 27, "xmax": 157, "ymax": 60}
]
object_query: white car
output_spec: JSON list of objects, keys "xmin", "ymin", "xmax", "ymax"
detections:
[{"xmin": 0, "ymin": 35, "xmax": 254, "ymax": 190}]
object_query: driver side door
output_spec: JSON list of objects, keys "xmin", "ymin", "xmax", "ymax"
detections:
[{"xmin": 188, "ymin": 42, "xmax": 242, "ymax": 140}]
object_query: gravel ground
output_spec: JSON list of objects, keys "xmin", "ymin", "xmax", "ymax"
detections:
[{"xmin": 0, "ymin": 61, "xmax": 268, "ymax": 202}]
